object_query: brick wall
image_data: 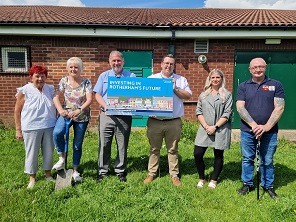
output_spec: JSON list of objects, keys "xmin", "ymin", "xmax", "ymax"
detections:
[{"xmin": 0, "ymin": 36, "xmax": 295, "ymax": 127}]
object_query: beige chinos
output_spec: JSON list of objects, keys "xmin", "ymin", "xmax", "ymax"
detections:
[{"xmin": 146, "ymin": 117, "xmax": 182, "ymax": 178}]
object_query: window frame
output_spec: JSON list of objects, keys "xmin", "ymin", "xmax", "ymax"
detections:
[{"xmin": 1, "ymin": 46, "xmax": 31, "ymax": 74}]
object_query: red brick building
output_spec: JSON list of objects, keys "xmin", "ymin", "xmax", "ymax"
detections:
[{"xmin": 0, "ymin": 6, "xmax": 295, "ymax": 128}]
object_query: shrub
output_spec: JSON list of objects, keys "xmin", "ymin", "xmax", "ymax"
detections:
[{"xmin": 181, "ymin": 119, "xmax": 199, "ymax": 141}]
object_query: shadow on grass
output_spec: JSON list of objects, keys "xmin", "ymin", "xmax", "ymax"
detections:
[
  {"xmin": 274, "ymin": 163, "xmax": 296, "ymax": 188},
  {"xmin": 78, "ymin": 155, "xmax": 296, "ymax": 190},
  {"xmin": 180, "ymin": 154, "xmax": 242, "ymax": 182},
  {"xmin": 79, "ymin": 155, "xmax": 195, "ymax": 179},
  {"xmin": 79, "ymin": 160, "xmax": 97, "ymax": 179},
  {"xmin": 128, "ymin": 154, "xmax": 197, "ymax": 178},
  {"xmin": 79, "ymin": 154, "xmax": 233, "ymax": 180}
]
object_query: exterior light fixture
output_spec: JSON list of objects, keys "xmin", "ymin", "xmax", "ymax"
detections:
[
  {"xmin": 198, "ymin": 55, "xmax": 207, "ymax": 64},
  {"xmin": 265, "ymin": 39, "xmax": 281, "ymax": 45}
]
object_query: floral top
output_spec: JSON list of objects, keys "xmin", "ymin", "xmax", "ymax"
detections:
[{"xmin": 57, "ymin": 76, "xmax": 92, "ymax": 122}]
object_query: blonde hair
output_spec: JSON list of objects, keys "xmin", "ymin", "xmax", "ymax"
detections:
[
  {"xmin": 200, "ymin": 68, "xmax": 227, "ymax": 103},
  {"xmin": 66, "ymin": 57, "xmax": 83, "ymax": 72}
]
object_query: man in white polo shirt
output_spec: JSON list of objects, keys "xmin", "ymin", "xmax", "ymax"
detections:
[{"xmin": 144, "ymin": 54, "xmax": 192, "ymax": 187}]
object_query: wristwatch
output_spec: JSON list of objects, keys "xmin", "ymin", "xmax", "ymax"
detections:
[{"xmin": 215, "ymin": 125, "xmax": 219, "ymax": 130}]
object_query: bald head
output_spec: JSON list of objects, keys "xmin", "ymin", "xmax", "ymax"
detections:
[
  {"xmin": 249, "ymin": 58, "xmax": 266, "ymax": 67},
  {"xmin": 249, "ymin": 57, "xmax": 267, "ymax": 83}
]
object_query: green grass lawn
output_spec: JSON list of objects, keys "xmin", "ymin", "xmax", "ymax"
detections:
[{"xmin": 0, "ymin": 122, "xmax": 295, "ymax": 222}]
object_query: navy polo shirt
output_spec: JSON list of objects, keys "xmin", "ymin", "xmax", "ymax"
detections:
[{"xmin": 236, "ymin": 76, "xmax": 285, "ymax": 133}]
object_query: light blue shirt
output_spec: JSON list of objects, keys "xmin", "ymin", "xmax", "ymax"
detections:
[{"xmin": 93, "ymin": 69, "xmax": 136, "ymax": 103}]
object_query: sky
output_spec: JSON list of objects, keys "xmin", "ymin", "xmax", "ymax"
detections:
[{"xmin": 1, "ymin": 0, "xmax": 296, "ymax": 10}]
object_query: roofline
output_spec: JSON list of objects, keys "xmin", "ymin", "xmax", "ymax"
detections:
[
  {"xmin": 1, "ymin": 24, "xmax": 296, "ymax": 39},
  {"xmin": 1, "ymin": 23, "xmax": 296, "ymax": 30}
]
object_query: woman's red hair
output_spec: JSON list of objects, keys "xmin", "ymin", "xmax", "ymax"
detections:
[{"xmin": 29, "ymin": 65, "xmax": 48, "ymax": 77}]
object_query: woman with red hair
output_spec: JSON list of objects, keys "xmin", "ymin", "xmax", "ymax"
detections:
[{"xmin": 14, "ymin": 65, "xmax": 56, "ymax": 189}]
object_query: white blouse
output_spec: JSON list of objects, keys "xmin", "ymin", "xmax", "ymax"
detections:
[{"xmin": 16, "ymin": 83, "xmax": 56, "ymax": 131}]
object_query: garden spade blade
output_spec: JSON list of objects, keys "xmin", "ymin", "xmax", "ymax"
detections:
[
  {"xmin": 55, "ymin": 168, "xmax": 73, "ymax": 190},
  {"xmin": 55, "ymin": 117, "xmax": 72, "ymax": 191}
]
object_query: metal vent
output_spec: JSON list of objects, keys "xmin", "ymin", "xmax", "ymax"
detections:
[{"xmin": 194, "ymin": 40, "xmax": 209, "ymax": 53}]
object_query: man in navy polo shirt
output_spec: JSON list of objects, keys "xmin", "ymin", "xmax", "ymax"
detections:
[{"xmin": 236, "ymin": 57, "xmax": 285, "ymax": 199}]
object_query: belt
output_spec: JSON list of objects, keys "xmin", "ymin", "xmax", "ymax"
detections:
[{"xmin": 150, "ymin": 117, "xmax": 180, "ymax": 121}]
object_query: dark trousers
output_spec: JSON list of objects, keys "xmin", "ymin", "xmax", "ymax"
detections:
[
  {"xmin": 194, "ymin": 145, "xmax": 224, "ymax": 181},
  {"xmin": 98, "ymin": 113, "xmax": 132, "ymax": 175}
]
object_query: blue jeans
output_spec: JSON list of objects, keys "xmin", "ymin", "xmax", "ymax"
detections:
[
  {"xmin": 53, "ymin": 116, "xmax": 89, "ymax": 167},
  {"xmin": 240, "ymin": 131, "xmax": 277, "ymax": 188}
]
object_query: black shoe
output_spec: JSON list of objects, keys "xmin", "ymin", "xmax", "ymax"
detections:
[
  {"xmin": 238, "ymin": 183, "xmax": 254, "ymax": 195},
  {"xmin": 117, "ymin": 173, "xmax": 127, "ymax": 182},
  {"xmin": 263, "ymin": 187, "xmax": 278, "ymax": 199},
  {"xmin": 97, "ymin": 173, "xmax": 107, "ymax": 183}
]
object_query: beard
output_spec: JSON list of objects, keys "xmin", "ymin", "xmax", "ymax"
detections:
[{"xmin": 112, "ymin": 65, "xmax": 123, "ymax": 74}]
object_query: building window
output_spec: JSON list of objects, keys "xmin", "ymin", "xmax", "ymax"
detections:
[{"xmin": 1, "ymin": 46, "xmax": 31, "ymax": 74}]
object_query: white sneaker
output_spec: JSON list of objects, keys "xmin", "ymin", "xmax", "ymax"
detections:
[
  {"xmin": 52, "ymin": 157, "xmax": 65, "ymax": 170},
  {"xmin": 45, "ymin": 176, "xmax": 54, "ymax": 181},
  {"xmin": 72, "ymin": 171, "xmax": 82, "ymax": 182},
  {"xmin": 27, "ymin": 181, "xmax": 35, "ymax": 189}
]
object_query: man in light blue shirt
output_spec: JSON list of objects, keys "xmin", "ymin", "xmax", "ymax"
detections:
[{"xmin": 93, "ymin": 51, "xmax": 136, "ymax": 183}]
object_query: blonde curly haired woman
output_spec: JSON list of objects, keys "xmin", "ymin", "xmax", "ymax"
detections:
[{"xmin": 194, "ymin": 69, "xmax": 233, "ymax": 189}]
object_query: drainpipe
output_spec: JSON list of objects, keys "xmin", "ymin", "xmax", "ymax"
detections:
[{"xmin": 168, "ymin": 29, "xmax": 176, "ymax": 56}]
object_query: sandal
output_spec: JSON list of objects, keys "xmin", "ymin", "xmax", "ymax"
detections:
[
  {"xmin": 197, "ymin": 180, "xmax": 205, "ymax": 188},
  {"xmin": 208, "ymin": 181, "xmax": 217, "ymax": 190}
]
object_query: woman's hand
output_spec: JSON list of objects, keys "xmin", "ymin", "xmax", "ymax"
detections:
[
  {"xmin": 16, "ymin": 130, "xmax": 23, "ymax": 141},
  {"xmin": 58, "ymin": 109, "xmax": 68, "ymax": 117},
  {"xmin": 205, "ymin": 125, "xmax": 216, "ymax": 135},
  {"xmin": 67, "ymin": 109, "xmax": 81, "ymax": 119}
]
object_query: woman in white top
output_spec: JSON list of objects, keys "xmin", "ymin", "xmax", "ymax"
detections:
[{"xmin": 14, "ymin": 65, "xmax": 56, "ymax": 189}]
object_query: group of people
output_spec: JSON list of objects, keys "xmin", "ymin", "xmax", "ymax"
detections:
[
  {"xmin": 193, "ymin": 57, "xmax": 284, "ymax": 199},
  {"xmin": 14, "ymin": 52, "xmax": 285, "ymax": 199},
  {"xmin": 15, "ymin": 57, "xmax": 93, "ymax": 188}
]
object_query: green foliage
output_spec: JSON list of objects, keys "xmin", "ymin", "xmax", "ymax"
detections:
[
  {"xmin": 0, "ymin": 119, "xmax": 4, "ymax": 130},
  {"xmin": 0, "ymin": 126, "xmax": 295, "ymax": 222},
  {"xmin": 181, "ymin": 119, "xmax": 199, "ymax": 141}
]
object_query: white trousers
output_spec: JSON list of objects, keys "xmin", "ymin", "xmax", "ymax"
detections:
[{"xmin": 22, "ymin": 127, "xmax": 54, "ymax": 175}]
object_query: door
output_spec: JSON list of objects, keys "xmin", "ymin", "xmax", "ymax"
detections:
[
  {"xmin": 121, "ymin": 51, "xmax": 153, "ymax": 127},
  {"xmin": 233, "ymin": 51, "xmax": 296, "ymax": 129},
  {"xmin": 268, "ymin": 52, "xmax": 296, "ymax": 129}
]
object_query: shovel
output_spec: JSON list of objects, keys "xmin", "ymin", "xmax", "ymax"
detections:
[{"xmin": 55, "ymin": 117, "xmax": 73, "ymax": 190}]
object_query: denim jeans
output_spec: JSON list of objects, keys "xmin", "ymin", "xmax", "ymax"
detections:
[
  {"xmin": 53, "ymin": 116, "xmax": 89, "ymax": 167},
  {"xmin": 240, "ymin": 131, "xmax": 277, "ymax": 188}
]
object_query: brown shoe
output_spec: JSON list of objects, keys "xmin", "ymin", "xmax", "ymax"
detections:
[
  {"xmin": 171, "ymin": 177, "xmax": 181, "ymax": 187},
  {"xmin": 144, "ymin": 175, "xmax": 154, "ymax": 184}
]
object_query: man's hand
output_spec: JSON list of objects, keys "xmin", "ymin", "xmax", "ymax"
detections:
[{"xmin": 251, "ymin": 125, "xmax": 267, "ymax": 139}]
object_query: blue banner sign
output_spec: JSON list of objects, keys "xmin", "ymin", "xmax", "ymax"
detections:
[{"xmin": 106, "ymin": 77, "xmax": 173, "ymax": 116}]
